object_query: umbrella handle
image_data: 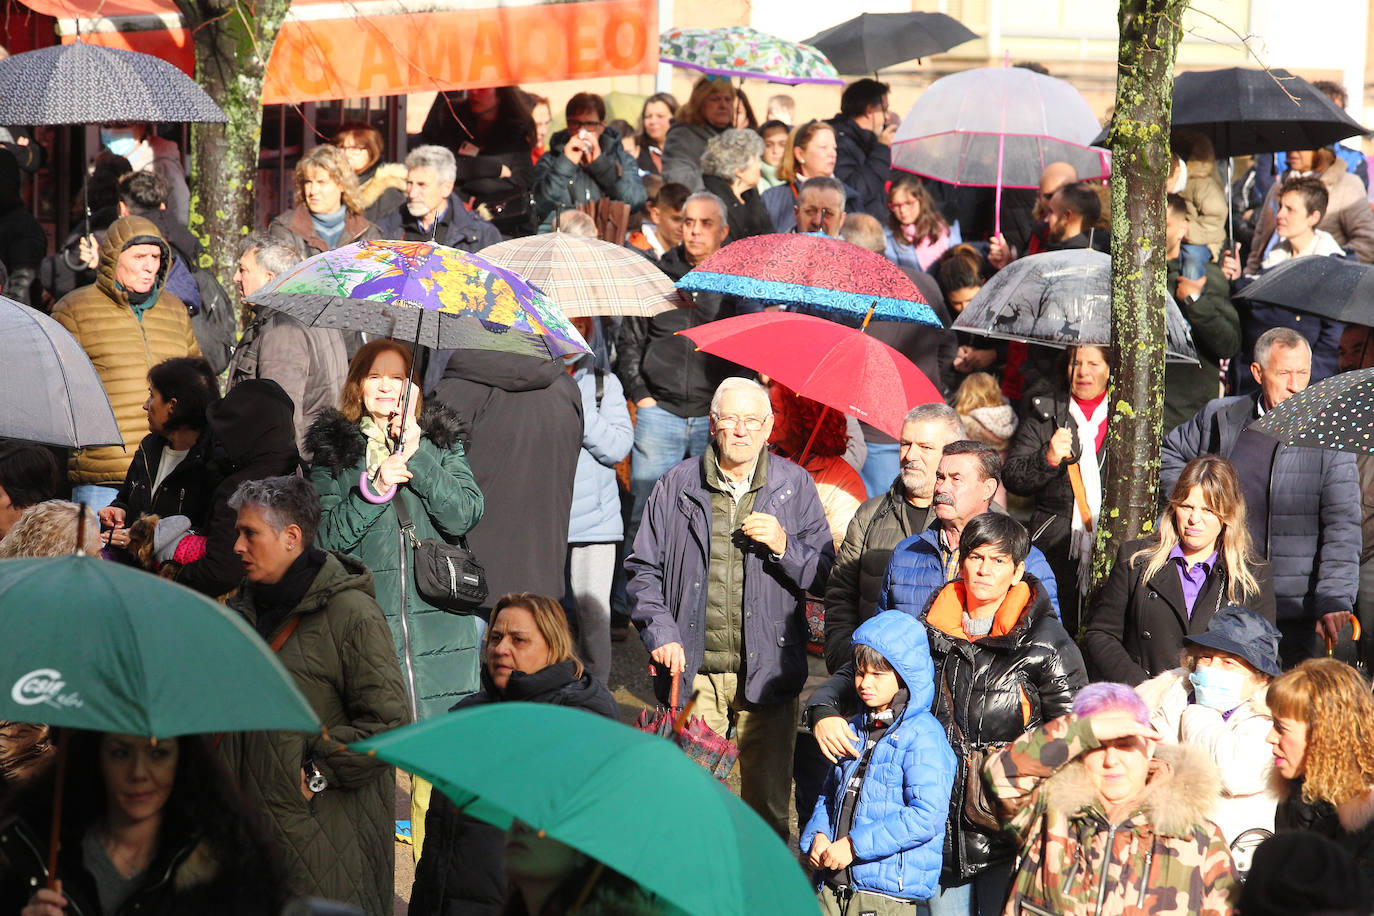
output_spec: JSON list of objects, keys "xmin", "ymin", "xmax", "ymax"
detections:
[
  {"xmin": 46, "ymin": 729, "xmax": 68, "ymax": 890},
  {"xmin": 797, "ymin": 405, "xmax": 830, "ymax": 466}
]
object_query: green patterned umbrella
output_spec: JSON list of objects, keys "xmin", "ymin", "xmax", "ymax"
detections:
[{"xmin": 659, "ymin": 26, "xmax": 841, "ymax": 85}]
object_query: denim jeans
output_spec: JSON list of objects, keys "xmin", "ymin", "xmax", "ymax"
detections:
[
  {"xmin": 922, "ymin": 861, "xmax": 1014, "ymax": 916},
  {"xmin": 71, "ymin": 484, "xmax": 120, "ymax": 511},
  {"xmin": 859, "ymin": 442, "xmax": 901, "ymax": 503},
  {"xmin": 627, "ymin": 404, "xmax": 711, "ymax": 539},
  {"xmin": 1180, "ymin": 242, "xmax": 1211, "ymax": 281}
]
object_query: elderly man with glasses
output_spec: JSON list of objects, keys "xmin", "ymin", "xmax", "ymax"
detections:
[{"xmin": 627, "ymin": 377, "xmax": 835, "ymax": 838}]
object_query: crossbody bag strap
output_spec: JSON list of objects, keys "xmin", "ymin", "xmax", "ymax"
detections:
[
  {"xmin": 214, "ymin": 616, "xmax": 301, "ymax": 750},
  {"xmin": 936, "ymin": 658, "xmax": 967, "ymax": 751}
]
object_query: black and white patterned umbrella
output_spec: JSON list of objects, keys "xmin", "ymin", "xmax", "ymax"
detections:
[
  {"xmin": 951, "ymin": 248, "xmax": 1199, "ymax": 363},
  {"xmin": 1251, "ymin": 368, "xmax": 1374, "ymax": 453},
  {"xmin": 0, "ymin": 42, "xmax": 226, "ymax": 125}
]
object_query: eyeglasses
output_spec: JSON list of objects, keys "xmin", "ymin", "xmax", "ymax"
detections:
[
  {"xmin": 713, "ymin": 414, "xmax": 768, "ymax": 431},
  {"xmin": 799, "ymin": 207, "xmax": 841, "ymax": 222},
  {"xmin": 567, "ymin": 119, "xmax": 605, "ymax": 131}
]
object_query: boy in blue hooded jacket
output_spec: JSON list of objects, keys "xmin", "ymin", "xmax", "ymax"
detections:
[{"xmin": 803, "ymin": 610, "xmax": 956, "ymax": 914}]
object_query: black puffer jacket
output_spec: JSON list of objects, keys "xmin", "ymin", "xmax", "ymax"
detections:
[
  {"xmin": 409, "ymin": 660, "xmax": 619, "ymax": 916},
  {"xmin": 921, "ymin": 574, "xmax": 1086, "ymax": 882},
  {"xmin": 111, "ymin": 428, "xmax": 220, "ymax": 529}
]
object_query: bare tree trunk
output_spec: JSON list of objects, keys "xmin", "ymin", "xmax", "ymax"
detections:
[
  {"xmin": 1093, "ymin": 0, "xmax": 1188, "ymax": 586},
  {"xmin": 176, "ymin": 0, "xmax": 291, "ymax": 298}
]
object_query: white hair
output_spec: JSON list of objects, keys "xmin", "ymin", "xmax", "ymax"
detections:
[{"xmin": 710, "ymin": 377, "xmax": 769, "ymax": 417}]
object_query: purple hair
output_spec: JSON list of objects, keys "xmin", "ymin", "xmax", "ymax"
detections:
[{"xmin": 1072, "ymin": 683, "xmax": 1150, "ymax": 727}]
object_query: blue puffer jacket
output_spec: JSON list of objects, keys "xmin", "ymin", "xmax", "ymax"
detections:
[
  {"xmin": 568, "ymin": 360, "xmax": 633, "ymax": 543},
  {"xmin": 879, "ymin": 524, "xmax": 1061, "ymax": 621},
  {"xmin": 802, "ymin": 611, "xmax": 956, "ymax": 901},
  {"xmin": 1161, "ymin": 393, "xmax": 1360, "ymax": 623}
]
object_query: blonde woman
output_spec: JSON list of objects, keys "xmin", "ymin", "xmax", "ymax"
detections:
[
  {"xmin": 760, "ymin": 120, "xmax": 845, "ymax": 232},
  {"xmin": 1268, "ymin": 658, "xmax": 1374, "ymax": 908},
  {"xmin": 1083, "ymin": 454, "xmax": 1274, "ymax": 684},
  {"xmin": 409, "ymin": 594, "xmax": 618, "ymax": 915},
  {"xmin": 268, "ymin": 144, "xmax": 382, "ymax": 257}
]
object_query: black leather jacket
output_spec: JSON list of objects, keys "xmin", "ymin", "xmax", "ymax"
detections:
[{"xmin": 922, "ymin": 574, "xmax": 1087, "ymax": 881}]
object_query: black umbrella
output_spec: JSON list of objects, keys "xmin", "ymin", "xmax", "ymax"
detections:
[
  {"xmin": 1173, "ymin": 68, "xmax": 1368, "ymax": 157},
  {"xmin": 0, "ymin": 42, "xmax": 226, "ymax": 125},
  {"xmin": 0, "ymin": 298, "xmax": 122, "ymax": 448},
  {"xmin": 1093, "ymin": 68, "xmax": 1369, "ymax": 157},
  {"xmin": 1251, "ymin": 368, "xmax": 1374, "ymax": 453},
  {"xmin": 803, "ymin": 12, "xmax": 977, "ymax": 75},
  {"xmin": 1233, "ymin": 255, "xmax": 1374, "ymax": 326}
]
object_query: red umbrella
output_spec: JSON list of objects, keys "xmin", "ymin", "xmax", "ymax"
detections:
[{"xmin": 679, "ymin": 312, "xmax": 942, "ymax": 440}]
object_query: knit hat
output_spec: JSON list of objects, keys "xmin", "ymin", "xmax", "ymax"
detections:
[{"xmin": 1238, "ymin": 832, "xmax": 1367, "ymax": 915}]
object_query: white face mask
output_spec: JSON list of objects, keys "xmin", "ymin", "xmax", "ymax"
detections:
[{"xmin": 1170, "ymin": 159, "xmax": 1189, "ymax": 195}]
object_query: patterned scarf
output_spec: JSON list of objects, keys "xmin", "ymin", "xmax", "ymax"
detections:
[{"xmin": 359, "ymin": 415, "xmax": 392, "ymax": 477}]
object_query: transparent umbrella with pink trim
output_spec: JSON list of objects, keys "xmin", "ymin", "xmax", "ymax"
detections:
[{"xmin": 891, "ymin": 64, "xmax": 1111, "ymax": 235}]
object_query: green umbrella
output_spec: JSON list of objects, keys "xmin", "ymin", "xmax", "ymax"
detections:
[
  {"xmin": 354, "ymin": 704, "xmax": 821, "ymax": 916},
  {"xmin": 0, "ymin": 556, "xmax": 320, "ymax": 736}
]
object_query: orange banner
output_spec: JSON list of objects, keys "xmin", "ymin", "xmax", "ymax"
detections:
[
  {"xmin": 264, "ymin": 0, "xmax": 658, "ymax": 104},
  {"xmin": 32, "ymin": 0, "xmax": 657, "ymax": 104}
]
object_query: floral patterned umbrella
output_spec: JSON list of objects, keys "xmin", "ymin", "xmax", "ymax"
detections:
[
  {"xmin": 246, "ymin": 239, "xmax": 589, "ymax": 359},
  {"xmin": 658, "ymin": 27, "xmax": 842, "ymax": 85}
]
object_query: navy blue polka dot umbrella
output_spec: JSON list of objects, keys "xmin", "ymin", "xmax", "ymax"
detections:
[{"xmin": 1251, "ymin": 368, "xmax": 1374, "ymax": 452}]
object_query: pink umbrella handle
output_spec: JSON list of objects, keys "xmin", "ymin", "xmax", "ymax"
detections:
[
  {"xmin": 994, "ymin": 133, "xmax": 1005, "ymax": 239},
  {"xmin": 359, "ymin": 470, "xmax": 397, "ymax": 504}
]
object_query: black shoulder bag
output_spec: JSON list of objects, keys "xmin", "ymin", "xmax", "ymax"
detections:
[{"xmin": 392, "ymin": 493, "xmax": 488, "ymax": 614}]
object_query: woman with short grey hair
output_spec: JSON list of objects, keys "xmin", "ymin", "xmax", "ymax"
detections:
[
  {"xmin": 222, "ymin": 473, "xmax": 409, "ymax": 915},
  {"xmin": 699, "ymin": 128, "xmax": 773, "ymax": 241}
]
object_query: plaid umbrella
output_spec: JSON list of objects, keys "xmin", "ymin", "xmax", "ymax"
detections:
[
  {"xmin": 634, "ymin": 673, "xmax": 739, "ymax": 783},
  {"xmin": 659, "ymin": 27, "xmax": 842, "ymax": 85},
  {"xmin": 246, "ymin": 239, "xmax": 589, "ymax": 358},
  {"xmin": 0, "ymin": 42, "xmax": 226, "ymax": 124},
  {"xmin": 480, "ymin": 233, "xmax": 690, "ymax": 318},
  {"xmin": 677, "ymin": 233, "xmax": 939, "ymax": 325}
]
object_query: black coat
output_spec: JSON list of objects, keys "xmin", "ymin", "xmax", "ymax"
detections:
[
  {"xmin": 173, "ymin": 379, "xmax": 301, "ymax": 598},
  {"xmin": 1082, "ymin": 537, "xmax": 1276, "ymax": 685},
  {"xmin": 375, "ymin": 192, "xmax": 502, "ymax": 252},
  {"xmin": 922, "ymin": 575, "xmax": 1086, "ymax": 881},
  {"xmin": 111, "ymin": 428, "xmax": 220, "ymax": 529},
  {"xmin": 0, "ymin": 813, "xmax": 282, "ymax": 916},
  {"xmin": 826, "ymin": 115, "xmax": 891, "ymax": 221},
  {"xmin": 1275, "ymin": 784, "xmax": 1374, "ymax": 910},
  {"xmin": 615, "ymin": 244, "xmax": 750, "ymax": 417},
  {"xmin": 409, "ymin": 660, "xmax": 619, "ymax": 916},
  {"xmin": 1001, "ymin": 392, "xmax": 1106, "ymax": 579},
  {"xmin": 701, "ymin": 174, "xmax": 775, "ymax": 242},
  {"xmin": 431, "ymin": 351, "xmax": 581, "ymax": 604}
]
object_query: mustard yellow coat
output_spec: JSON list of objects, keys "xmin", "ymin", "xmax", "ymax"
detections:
[{"xmin": 51, "ymin": 215, "xmax": 200, "ymax": 486}]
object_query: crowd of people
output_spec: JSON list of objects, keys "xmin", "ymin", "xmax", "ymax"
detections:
[{"xmin": 0, "ymin": 69, "xmax": 1373, "ymax": 916}]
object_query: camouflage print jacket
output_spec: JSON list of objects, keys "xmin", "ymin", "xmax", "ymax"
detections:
[{"xmin": 982, "ymin": 714, "xmax": 1240, "ymax": 916}]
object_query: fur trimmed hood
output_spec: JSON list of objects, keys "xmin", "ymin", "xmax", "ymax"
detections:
[
  {"xmin": 1337, "ymin": 786, "xmax": 1374, "ymax": 833},
  {"xmin": 1047, "ymin": 741, "xmax": 1222, "ymax": 837},
  {"xmin": 305, "ymin": 402, "xmax": 466, "ymax": 471},
  {"xmin": 358, "ymin": 162, "xmax": 407, "ymax": 209}
]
